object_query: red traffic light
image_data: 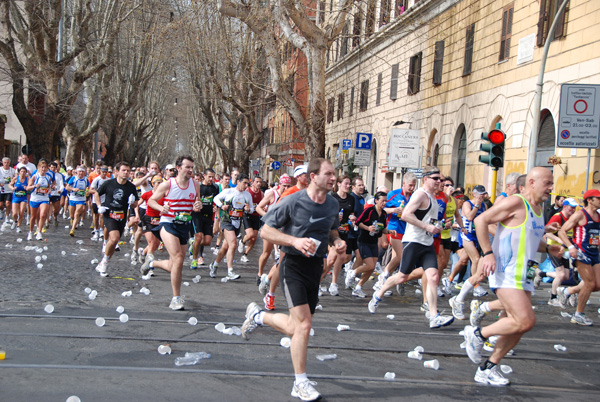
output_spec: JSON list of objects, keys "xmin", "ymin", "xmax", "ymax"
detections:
[{"xmin": 488, "ymin": 129, "xmax": 505, "ymax": 144}]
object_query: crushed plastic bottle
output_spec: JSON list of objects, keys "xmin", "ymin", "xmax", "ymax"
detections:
[
  {"xmin": 119, "ymin": 314, "xmax": 129, "ymax": 323},
  {"xmin": 174, "ymin": 352, "xmax": 211, "ymax": 366},
  {"xmin": 158, "ymin": 344, "xmax": 171, "ymax": 355},
  {"xmin": 121, "ymin": 290, "xmax": 133, "ymax": 297},
  {"xmin": 560, "ymin": 311, "xmax": 572, "ymax": 318},
  {"xmin": 35, "ymin": 256, "xmax": 42, "ymax": 263},
  {"xmin": 280, "ymin": 337, "xmax": 291, "ymax": 348},
  {"xmin": 61, "ymin": 250, "xmax": 67, "ymax": 256},
  {"xmin": 215, "ymin": 322, "xmax": 225, "ymax": 332},
  {"xmin": 414, "ymin": 346, "xmax": 425, "ymax": 353},
  {"xmin": 84, "ymin": 287, "xmax": 92, "ymax": 294},
  {"xmin": 316, "ymin": 354, "xmax": 337, "ymax": 361},
  {"xmin": 41, "ymin": 255, "xmax": 47, "ymax": 261},
  {"xmin": 116, "ymin": 306, "xmax": 125, "ymax": 313},
  {"xmin": 386, "ymin": 314, "xmax": 395, "ymax": 320},
  {"xmin": 315, "ymin": 304, "xmax": 323, "ymax": 310},
  {"xmin": 88, "ymin": 290, "xmax": 97, "ymax": 300},
  {"xmin": 220, "ymin": 277, "xmax": 228, "ymax": 283},
  {"xmin": 309, "ymin": 328, "xmax": 314, "ymax": 336},
  {"xmin": 76, "ymin": 240, "xmax": 83, "ymax": 245},
  {"xmin": 140, "ymin": 287, "xmax": 150, "ymax": 295},
  {"xmin": 554, "ymin": 344, "xmax": 567, "ymax": 352},
  {"xmin": 500, "ymin": 364, "xmax": 513, "ymax": 374},
  {"xmin": 95, "ymin": 317, "xmax": 106, "ymax": 327},
  {"xmin": 183, "ymin": 282, "xmax": 190, "ymax": 287},
  {"xmin": 188, "ymin": 317, "xmax": 198, "ymax": 326},
  {"xmin": 337, "ymin": 324, "xmax": 350, "ymax": 331},
  {"xmin": 384, "ymin": 372, "xmax": 396, "ymax": 380},
  {"xmin": 192, "ymin": 275, "xmax": 201, "ymax": 283},
  {"xmin": 36, "ymin": 263, "xmax": 43, "ymax": 269}
]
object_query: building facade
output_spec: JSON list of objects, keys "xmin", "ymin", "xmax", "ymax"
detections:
[{"xmin": 325, "ymin": 0, "xmax": 600, "ymax": 199}]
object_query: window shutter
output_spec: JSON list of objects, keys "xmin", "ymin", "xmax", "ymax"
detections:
[
  {"xmin": 376, "ymin": 73, "xmax": 382, "ymax": 106},
  {"xmin": 554, "ymin": 1, "xmax": 567, "ymax": 39},
  {"xmin": 350, "ymin": 86, "xmax": 355, "ymax": 116},
  {"xmin": 537, "ymin": 0, "xmax": 548, "ymax": 47},
  {"xmin": 415, "ymin": 52, "xmax": 422, "ymax": 93},
  {"xmin": 390, "ymin": 64, "xmax": 399, "ymax": 100},
  {"xmin": 433, "ymin": 40, "xmax": 444, "ymax": 85},
  {"xmin": 463, "ymin": 24, "xmax": 474, "ymax": 76}
]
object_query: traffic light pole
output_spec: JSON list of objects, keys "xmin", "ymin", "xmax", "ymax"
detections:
[{"xmin": 491, "ymin": 168, "xmax": 498, "ymax": 203}]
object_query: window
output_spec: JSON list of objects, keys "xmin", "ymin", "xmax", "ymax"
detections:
[
  {"xmin": 360, "ymin": 80, "xmax": 369, "ymax": 111},
  {"xmin": 352, "ymin": 11, "xmax": 362, "ymax": 48},
  {"xmin": 390, "ymin": 64, "xmax": 399, "ymax": 100},
  {"xmin": 408, "ymin": 52, "xmax": 422, "ymax": 95},
  {"xmin": 327, "ymin": 97, "xmax": 334, "ymax": 123},
  {"xmin": 366, "ymin": 1, "xmax": 376, "ymax": 37},
  {"xmin": 376, "ymin": 73, "xmax": 383, "ymax": 106},
  {"xmin": 350, "ymin": 86, "xmax": 355, "ymax": 116},
  {"xmin": 463, "ymin": 23, "xmax": 475, "ymax": 76},
  {"xmin": 394, "ymin": 0, "xmax": 406, "ymax": 18},
  {"xmin": 319, "ymin": 1, "xmax": 325, "ymax": 25},
  {"xmin": 537, "ymin": 0, "xmax": 568, "ymax": 46},
  {"xmin": 433, "ymin": 40, "xmax": 444, "ymax": 85},
  {"xmin": 340, "ymin": 23, "xmax": 349, "ymax": 58},
  {"xmin": 499, "ymin": 4, "xmax": 513, "ymax": 62},
  {"xmin": 337, "ymin": 93, "xmax": 345, "ymax": 121},
  {"xmin": 380, "ymin": 0, "xmax": 391, "ymax": 27}
]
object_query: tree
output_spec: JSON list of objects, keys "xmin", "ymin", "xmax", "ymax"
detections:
[{"xmin": 218, "ymin": 0, "xmax": 354, "ymax": 159}]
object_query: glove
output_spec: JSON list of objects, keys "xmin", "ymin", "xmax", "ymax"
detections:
[{"xmin": 98, "ymin": 206, "xmax": 108, "ymax": 214}]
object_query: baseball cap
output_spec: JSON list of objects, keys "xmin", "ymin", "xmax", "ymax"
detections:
[
  {"xmin": 583, "ymin": 189, "xmax": 600, "ymax": 200},
  {"xmin": 66, "ymin": 166, "xmax": 73, "ymax": 170},
  {"xmin": 472, "ymin": 185, "xmax": 487, "ymax": 195},
  {"xmin": 293, "ymin": 165, "xmax": 307, "ymax": 178},
  {"xmin": 279, "ymin": 175, "xmax": 292, "ymax": 185},
  {"xmin": 100, "ymin": 166, "xmax": 109, "ymax": 172},
  {"xmin": 165, "ymin": 164, "xmax": 175, "ymax": 170},
  {"xmin": 562, "ymin": 198, "xmax": 579, "ymax": 207}
]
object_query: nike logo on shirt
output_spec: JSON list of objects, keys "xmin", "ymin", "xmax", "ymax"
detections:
[{"xmin": 309, "ymin": 216, "xmax": 326, "ymax": 223}]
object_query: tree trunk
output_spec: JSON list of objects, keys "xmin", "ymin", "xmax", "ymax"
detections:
[{"xmin": 64, "ymin": 136, "xmax": 87, "ymax": 167}]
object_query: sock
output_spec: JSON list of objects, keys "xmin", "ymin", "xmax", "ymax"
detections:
[
  {"xmin": 456, "ymin": 280, "xmax": 475, "ymax": 302},
  {"xmin": 149, "ymin": 261, "xmax": 154, "ymax": 269},
  {"xmin": 228, "ymin": 267, "xmax": 234, "ymax": 274},
  {"xmin": 382, "ymin": 272, "xmax": 390, "ymax": 280},
  {"xmin": 243, "ymin": 253, "xmax": 248, "ymax": 256},
  {"xmin": 295, "ymin": 373, "xmax": 308, "ymax": 385},
  {"xmin": 474, "ymin": 327, "xmax": 487, "ymax": 341},
  {"xmin": 355, "ymin": 284, "xmax": 362, "ymax": 291},
  {"xmin": 267, "ymin": 292, "xmax": 274, "ymax": 297},
  {"xmin": 481, "ymin": 302, "xmax": 491, "ymax": 313},
  {"xmin": 480, "ymin": 359, "xmax": 496, "ymax": 371},
  {"xmin": 564, "ymin": 288, "xmax": 571, "ymax": 295},
  {"xmin": 102, "ymin": 255, "xmax": 109, "ymax": 263},
  {"xmin": 550, "ymin": 293, "xmax": 557, "ymax": 299},
  {"xmin": 574, "ymin": 311, "xmax": 584, "ymax": 317},
  {"xmin": 538, "ymin": 271, "xmax": 547, "ymax": 278},
  {"xmin": 254, "ymin": 311, "xmax": 265, "ymax": 325}
]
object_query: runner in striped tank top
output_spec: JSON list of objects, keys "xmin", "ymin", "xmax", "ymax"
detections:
[
  {"xmin": 147, "ymin": 156, "xmax": 201, "ymax": 311},
  {"xmin": 463, "ymin": 167, "xmax": 561, "ymax": 386}
]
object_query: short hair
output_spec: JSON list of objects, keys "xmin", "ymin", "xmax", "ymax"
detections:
[
  {"xmin": 352, "ymin": 176, "xmax": 364, "ymax": 187},
  {"xmin": 115, "ymin": 161, "xmax": 130, "ymax": 171},
  {"xmin": 2, "ymin": 157, "xmax": 10, "ymax": 162},
  {"xmin": 175, "ymin": 155, "xmax": 194, "ymax": 167},
  {"xmin": 374, "ymin": 191, "xmax": 388, "ymax": 201},
  {"xmin": 49, "ymin": 161, "xmax": 58, "ymax": 168},
  {"xmin": 253, "ymin": 175, "xmax": 262, "ymax": 181},
  {"xmin": 422, "ymin": 166, "xmax": 440, "ymax": 177},
  {"xmin": 238, "ymin": 174, "xmax": 249, "ymax": 183},
  {"xmin": 307, "ymin": 158, "xmax": 331, "ymax": 177},
  {"xmin": 95, "ymin": 160, "xmax": 103, "ymax": 167},
  {"xmin": 505, "ymin": 172, "xmax": 520, "ymax": 186},
  {"xmin": 444, "ymin": 177, "xmax": 454, "ymax": 186},
  {"xmin": 516, "ymin": 174, "xmax": 527, "ymax": 194},
  {"xmin": 403, "ymin": 172, "xmax": 417, "ymax": 183},
  {"xmin": 205, "ymin": 168, "xmax": 215, "ymax": 175},
  {"xmin": 37, "ymin": 159, "xmax": 48, "ymax": 168}
]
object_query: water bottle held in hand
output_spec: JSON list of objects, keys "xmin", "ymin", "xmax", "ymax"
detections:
[{"xmin": 370, "ymin": 220, "xmax": 378, "ymax": 236}]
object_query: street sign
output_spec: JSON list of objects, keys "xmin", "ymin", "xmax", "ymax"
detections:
[
  {"xmin": 406, "ymin": 168, "xmax": 423, "ymax": 178},
  {"xmin": 341, "ymin": 139, "xmax": 351, "ymax": 154},
  {"xmin": 284, "ymin": 158, "xmax": 293, "ymax": 167},
  {"xmin": 271, "ymin": 161, "xmax": 281, "ymax": 170},
  {"xmin": 355, "ymin": 133, "xmax": 373, "ymax": 150},
  {"xmin": 557, "ymin": 84, "xmax": 600, "ymax": 148},
  {"xmin": 387, "ymin": 128, "xmax": 420, "ymax": 168},
  {"xmin": 354, "ymin": 149, "xmax": 371, "ymax": 166}
]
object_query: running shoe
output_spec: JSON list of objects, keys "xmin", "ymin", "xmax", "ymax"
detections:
[
  {"xmin": 373, "ymin": 274, "xmax": 385, "ymax": 292},
  {"xmin": 240, "ymin": 255, "xmax": 249, "ymax": 263},
  {"xmin": 557, "ymin": 287, "xmax": 569, "ymax": 307},
  {"xmin": 454, "ymin": 282, "xmax": 464, "ymax": 290},
  {"xmin": 91, "ymin": 232, "xmax": 99, "ymax": 241},
  {"xmin": 16, "ymin": 226, "xmax": 21, "ymax": 233},
  {"xmin": 10, "ymin": 221, "xmax": 16, "ymax": 230},
  {"xmin": 27, "ymin": 231, "xmax": 33, "ymax": 241},
  {"xmin": 571, "ymin": 313, "xmax": 593, "ymax": 326},
  {"xmin": 396, "ymin": 283, "xmax": 405, "ymax": 296},
  {"xmin": 547, "ymin": 297, "xmax": 562, "ymax": 307},
  {"xmin": 429, "ymin": 313, "xmax": 454, "ymax": 329},
  {"xmin": 344, "ymin": 269, "xmax": 355, "ymax": 289},
  {"xmin": 442, "ymin": 277, "xmax": 453, "ymax": 295},
  {"xmin": 384, "ymin": 290, "xmax": 393, "ymax": 297},
  {"xmin": 569, "ymin": 293, "xmax": 579, "ymax": 308},
  {"xmin": 352, "ymin": 288, "xmax": 366, "ymax": 298},
  {"xmin": 140, "ymin": 255, "xmax": 154, "ymax": 275},
  {"xmin": 470, "ymin": 299, "xmax": 488, "ymax": 327},
  {"xmin": 69, "ymin": 229, "xmax": 75, "ymax": 237},
  {"xmin": 329, "ymin": 282, "xmax": 339, "ymax": 296},
  {"xmin": 212, "ymin": 247, "xmax": 219, "ymax": 255},
  {"xmin": 226, "ymin": 270, "xmax": 240, "ymax": 280},
  {"xmin": 95, "ymin": 260, "xmax": 108, "ymax": 277},
  {"xmin": 130, "ymin": 252, "xmax": 138, "ymax": 264},
  {"xmin": 464, "ymin": 325, "xmax": 484, "ymax": 363},
  {"xmin": 449, "ymin": 296, "xmax": 465, "ymax": 320},
  {"xmin": 209, "ymin": 261, "xmax": 218, "ymax": 278},
  {"xmin": 474, "ymin": 365, "xmax": 510, "ymax": 386},
  {"xmin": 473, "ymin": 286, "xmax": 488, "ymax": 297},
  {"xmin": 420, "ymin": 301, "xmax": 429, "ymax": 312},
  {"xmin": 198, "ymin": 256, "xmax": 205, "ymax": 265},
  {"xmin": 483, "ymin": 335, "xmax": 498, "ymax": 352},
  {"xmin": 437, "ymin": 286, "xmax": 445, "ymax": 297},
  {"xmin": 258, "ymin": 274, "xmax": 269, "ymax": 296},
  {"xmin": 368, "ymin": 295, "xmax": 381, "ymax": 314},
  {"xmin": 291, "ymin": 379, "xmax": 321, "ymax": 401},
  {"xmin": 263, "ymin": 293, "xmax": 275, "ymax": 311},
  {"xmin": 54, "ymin": 219, "xmax": 58, "ymax": 227},
  {"xmin": 169, "ymin": 296, "xmax": 184, "ymax": 311},
  {"xmin": 35, "ymin": 232, "xmax": 43, "ymax": 241},
  {"xmin": 533, "ymin": 268, "xmax": 543, "ymax": 288},
  {"xmin": 241, "ymin": 301, "xmax": 262, "ymax": 340},
  {"xmin": 238, "ymin": 239, "xmax": 244, "ymax": 253},
  {"xmin": 190, "ymin": 259, "xmax": 198, "ymax": 270}
]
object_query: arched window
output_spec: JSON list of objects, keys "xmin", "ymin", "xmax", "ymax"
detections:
[
  {"xmin": 536, "ymin": 110, "xmax": 555, "ymax": 167},
  {"xmin": 433, "ymin": 143, "xmax": 440, "ymax": 167},
  {"xmin": 455, "ymin": 124, "xmax": 467, "ymax": 187}
]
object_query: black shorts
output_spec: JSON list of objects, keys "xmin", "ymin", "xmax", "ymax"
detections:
[
  {"xmin": 191, "ymin": 212, "xmax": 214, "ymax": 236},
  {"xmin": 140, "ymin": 214, "xmax": 160, "ymax": 233},
  {"xmin": 280, "ymin": 253, "xmax": 323, "ymax": 314},
  {"xmin": 358, "ymin": 241, "xmax": 379, "ymax": 259},
  {"xmin": 441, "ymin": 238, "xmax": 459, "ymax": 252},
  {"xmin": 0, "ymin": 193, "xmax": 13, "ymax": 203},
  {"xmin": 399, "ymin": 242, "xmax": 438, "ymax": 274},
  {"xmin": 92, "ymin": 203, "xmax": 99, "ymax": 214},
  {"xmin": 549, "ymin": 253, "xmax": 570, "ymax": 269},
  {"xmin": 221, "ymin": 220, "xmax": 241, "ymax": 236},
  {"xmin": 152, "ymin": 221, "xmax": 191, "ymax": 245},
  {"xmin": 243, "ymin": 214, "xmax": 261, "ymax": 231},
  {"xmin": 103, "ymin": 214, "xmax": 127, "ymax": 236},
  {"xmin": 337, "ymin": 233, "xmax": 352, "ymax": 255},
  {"xmin": 49, "ymin": 195, "xmax": 60, "ymax": 203},
  {"xmin": 346, "ymin": 237, "xmax": 359, "ymax": 252}
]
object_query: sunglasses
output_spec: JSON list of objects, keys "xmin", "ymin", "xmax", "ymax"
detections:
[
  {"xmin": 428, "ymin": 176, "xmax": 442, "ymax": 181},
  {"xmin": 444, "ymin": 183, "xmax": 453, "ymax": 187},
  {"xmin": 169, "ymin": 169, "xmax": 176, "ymax": 172}
]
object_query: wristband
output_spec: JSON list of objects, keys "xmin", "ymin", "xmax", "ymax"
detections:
[
  {"xmin": 568, "ymin": 245, "xmax": 575, "ymax": 250},
  {"xmin": 482, "ymin": 250, "xmax": 494, "ymax": 257}
]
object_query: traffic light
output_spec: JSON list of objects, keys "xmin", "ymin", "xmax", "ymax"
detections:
[{"xmin": 479, "ymin": 129, "xmax": 505, "ymax": 168}]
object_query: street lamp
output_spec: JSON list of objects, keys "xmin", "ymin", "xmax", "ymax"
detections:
[{"xmin": 393, "ymin": 120, "xmax": 412, "ymax": 126}]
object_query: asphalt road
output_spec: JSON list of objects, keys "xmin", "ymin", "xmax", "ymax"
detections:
[{"xmin": 1, "ymin": 215, "xmax": 600, "ymax": 401}]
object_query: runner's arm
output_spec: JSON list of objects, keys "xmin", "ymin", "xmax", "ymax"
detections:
[{"xmin": 260, "ymin": 224, "xmax": 316, "ymax": 257}]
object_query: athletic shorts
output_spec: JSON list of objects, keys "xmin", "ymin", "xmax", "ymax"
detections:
[
  {"xmin": 92, "ymin": 203, "xmax": 99, "ymax": 214},
  {"xmin": 103, "ymin": 214, "xmax": 127, "ymax": 236},
  {"xmin": 549, "ymin": 253, "xmax": 570, "ymax": 269},
  {"xmin": 153, "ymin": 221, "xmax": 191, "ymax": 245},
  {"xmin": 399, "ymin": 242, "xmax": 438, "ymax": 274},
  {"xmin": 346, "ymin": 237, "xmax": 359, "ymax": 252},
  {"xmin": 12, "ymin": 196, "xmax": 27, "ymax": 204},
  {"xmin": 140, "ymin": 214, "xmax": 160, "ymax": 233},
  {"xmin": 49, "ymin": 195, "xmax": 60, "ymax": 203},
  {"xmin": 69, "ymin": 200, "xmax": 86, "ymax": 207},
  {"xmin": 441, "ymin": 238, "xmax": 459, "ymax": 253},
  {"xmin": 576, "ymin": 249, "xmax": 600, "ymax": 266},
  {"xmin": 0, "ymin": 193, "xmax": 13, "ymax": 203},
  {"xmin": 460, "ymin": 232, "xmax": 479, "ymax": 249},
  {"xmin": 191, "ymin": 212, "xmax": 214, "ymax": 236},
  {"xmin": 336, "ymin": 233, "xmax": 352, "ymax": 255},
  {"xmin": 30, "ymin": 200, "xmax": 49, "ymax": 208},
  {"xmin": 280, "ymin": 253, "xmax": 323, "ymax": 314},
  {"xmin": 221, "ymin": 220, "xmax": 241, "ymax": 236},
  {"xmin": 243, "ymin": 214, "xmax": 261, "ymax": 231},
  {"xmin": 358, "ymin": 241, "xmax": 379, "ymax": 259}
]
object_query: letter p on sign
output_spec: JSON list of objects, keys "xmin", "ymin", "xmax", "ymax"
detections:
[{"xmin": 356, "ymin": 132, "xmax": 373, "ymax": 150}]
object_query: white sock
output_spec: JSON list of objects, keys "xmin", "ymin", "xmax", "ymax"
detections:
[
  {"xmin": 382, "ymin": 271, "xmax": 390, "ymax": 280},
  {"xmin": 295, "ymin": 373, "xmax": 308, "ymax": 385},
  {"xmin": 456, "ymin": 281, "xmax": 475, "ymax": 302},
  {"xmin": 355, "ymin": 284, "xmax": 362, "ymax": 291},
  {"xmin": 564, "ymin": 288, "xmax": 571, "ymax": 295},
  {"xmin": 480, "ymin": 302, "xmax": 491, "ymax": 313},
  {"xmin": 228, "ymin": 267, "xmax": 234, "ymax": 274},
  {"xmin": 254, "ymin": 311, "xmax": 265, "ymax": 325},
  {"xmin": 102, "ymin": 255, "xmax": 109, "ymax": 263}
]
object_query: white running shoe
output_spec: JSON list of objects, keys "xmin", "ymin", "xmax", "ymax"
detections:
[
  {"xmin": 437, "ymin": 286, "xmax": 445, "ymax": 297},
  {"xmin": 213, "ymin": 247, "xmax": 219, "ymax": 255},
  {"xmin": 169, "ymin": 296, "xmax": 184, "ymax": 310},
  {"xmin": 473, "ymin": 286, "xmax": 488, "ymax": 297},
  {"xmin": 368, "ymin": 295, "xmax": 381, "ymax": 314},
  {"xmin": 291, "ymin": 379, "xmax": 321, "ymax": 401},
  {"xmin": 344, "ymin": 269, "xmax": 355, "ymax": 289},
  {"xmin": 16, "ymin": 227, "xmax": 22, "ymax": 233},
  {"xmin": 226, "ymin": 270, "xmax": 241, "ymax": 280},
  {"xmin": 474, "ymin": 365, "xmax": 510, "ymax": 386},
  {"xmin": 464, "ymin": 325, "xmax": 484, "ymax": 363},
  {"xmin": 95, "ymin": 260, "xmax": 108, "ymax": 277},
  {"xmin": 238, "ymin": 239, "xmax": 244, "ymax": 253},
  {"xmin": 352, "ymin": 288, "xmax": 366, "ymax": 298},
  {"xmin": 91, "ymin": 232, "xmax": 99, "ymax": 241},
  {"xmin": 258, "ymin": 274, "xmax": 269, "ymax": 296},
  {"xmin": 241, "ymin": 302, "xmax": 262, "ymax": 340},
  {"xmin": 130, "ymin": 252, "xmax": 138, "ymax": 264},
  {"xmin": 329, "ymin": 282, "xmax": 339, "ymax": 296},
  {"xmin": 35, "ymin": 232, "xmax": 43, "ymax": 241},
  {"xmin": 11, "ymin": 222, "xmax": 16, "ymax": 230},
  {"xmin": 209, "ymin": 261, "xmax": 218, "ymax": 278},
  {"xmin": 429, "ymin": 313, "xmax": 454, "ymax": 329},
  {"xmin": 240, "ymin": 255, "xmax": 249, "ymax": 263},
  {"xmin": 27, "ymin": 231, "xmax": 33, "ymax": 241},
  {"xmin": 449, "ymin": 296, "xmax": 465, "ymax": 320}
]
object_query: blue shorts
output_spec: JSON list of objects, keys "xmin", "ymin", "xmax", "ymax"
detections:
[
  {"xmin": 460, "ymin": 232, "xmax": 479, "ymax": 248},
  {"xmin": 30, "ymin": 200, "xmax": 49, "ymax": 208},
  {"xmin": 69, "ymin": 200, "xmax": 86, "ymax": 207},
  {"xmin": 576, "ymin": 249, "xmax": 600, "ymax": 266},
  {"xmin": 358, "ymin": 241, "xmax": 379, "ymax": 259},
  {"xmin": 153, "ymin": 221, "xmax": 191, "ymax": 245},
  {"xmin": 12, "ymin": 197, "xmax": 27, "ymax": 204}
]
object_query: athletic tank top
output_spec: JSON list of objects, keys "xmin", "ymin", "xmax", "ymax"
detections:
[
  {"xmin": 30, "ymin": 173, "xmax": 53, "ymax": 202},
  {"xmin": 574, "ymin": 209, "xmax": 600, "ymax": 255},
  {"xmin": 442, "ymin": 196, "xmax": 457, "ymax": 240},
  {"xmin": 160, "ymin": 178, "xmax": 196, "ymax": 224},
  {"xmin": 69, "ymin": 177, "xmax": 89, "ymax": 202},
  {"xmin": 462, "ymin": 200, "xmax": 487, "ymax": 234},
  {"xmin": 403, "ymin": 188, "xmax": 438, "ymax": 246},
  {"xmin": 490, "ymin": 195, "xmax": 545, "ymax": 291},
  {"xmin": 13, "ymin": 176, "xmax": 28, "ymax": 198}
]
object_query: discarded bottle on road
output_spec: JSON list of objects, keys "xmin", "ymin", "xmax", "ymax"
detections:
[
  {"xmin": 384, "ymin": 372, "xmax": 396, "ymax": 380},
  {"xmin": 554, "ymin": 344, "xmax": 567, "ymax": 352},
  {"xmin": 316, "ymin": 354, "xmax": 337, "ymax": 361},
  {"xmin": 175, "ymin": 351, "xmax": 211, "ymax": 366}
]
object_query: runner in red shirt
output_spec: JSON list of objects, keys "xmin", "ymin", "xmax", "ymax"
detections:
[{"xmin": 239, "ymin": 176, "xmax": 265, "ymax": 262}]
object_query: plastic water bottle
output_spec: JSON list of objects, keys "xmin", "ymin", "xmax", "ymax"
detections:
[
  {"xmin": 339, "ymin": 209, "xmax": 344, "ymax": 222},
  {"xmin": 316, "ymin": 354, "xmax": 337, "ymax": 361},
  {"xmin": 370, "ymin": 220, "xmax": 378, "ymax": 236}
]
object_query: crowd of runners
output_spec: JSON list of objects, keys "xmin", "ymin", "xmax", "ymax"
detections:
[{"xmin": 1, "ymin": 153, "xmax": 599, "ymax": 401}]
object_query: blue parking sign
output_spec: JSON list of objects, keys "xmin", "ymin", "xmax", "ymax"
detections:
[
  {"xmin": 356, "ymin": 133, "xmax": 372, "ymax": 150},
  {"xmin": 342, "ymin": 139, "xmax": 352, "ymax": 150}
]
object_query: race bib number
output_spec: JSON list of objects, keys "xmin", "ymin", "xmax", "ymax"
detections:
[
  {"xmin": 589, "ymin": 230, "xmax": 600, "ymax": 248},
  {"xmin": 338, "ymin": 223, "xmax": 349, "ymax": 233},
  {"xmin": 15, "ymin": 191, "xmax": 26, "ymax": 198},
  {"xmin": 109, "ymin": 210, "xmax": 125, "ymax": 220},
  {"xmin": 4, "ymin": 177, "xmax": 10, "ymax": 184},
  {"xmin": 75, "ymin": 190, "xmax": 86, "ymax": 197},
  {"xmin": 201, "ymin": 196, "xmax": 213, "ymax": 206},
  {"xmin": 36, "ymin": 187, "xmax": 49, "ymax": 195},
  {"xmin": 174, "ymin": 211, "xmax": 192, "ymax": 223},
  {"xmin": 229, "ymin": 209, "xmax": 243, "ymax": 218},
  {"xmin": 150, "ymin": 217, "xmax": 160, "ymax": 225},
  {"xmin": 526, "ymin": 260, "xmax": 539, "ymax": 282}
]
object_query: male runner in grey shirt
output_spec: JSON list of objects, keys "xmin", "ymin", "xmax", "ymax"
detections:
[{"xmin": 241, "ymin": 158, "xmax": 345, "ymax": 402}]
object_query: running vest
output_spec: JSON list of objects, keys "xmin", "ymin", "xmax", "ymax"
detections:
[
  {"xmin": 0, "ymin": 167, "xmax": 15, "ymax": 193},
  {"xmin": 462, "ymin": 200, "xmax": 487, "ymax": 234},
  {"xmin": 490, "ymin": 195, "xmax": 545, "ymax": 291},
  {"xmin": 50, "ymin": 172, "xmax": 64, "ymax": 197},
  {"xmin": 13, "ymin": 176, "xmax": 28, "ymax": 198},
  {"xmin": 137, "ymin": 182, "xmax": 153, "ymax": 210},
  {"xmin": 403, "ymin": 188, "xmax": 438, "ymax": 246},
  {"xmin": 442, "ymin": 196, "xmax": 457, "ymax": 240},
  {"xmin": 68, "ymin": 177, "xmax": 89, "ymax": 202},
  {"xmin": 160, "ymin": 178, "xmax": 196, "ymax": 224},
  {"xmin": 574, "ymin": 208, "xmax": 600, "ymax": 256},
  {"xmin": 30, "ymin": 172, "xmax": 53, "ymax": 202}
]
